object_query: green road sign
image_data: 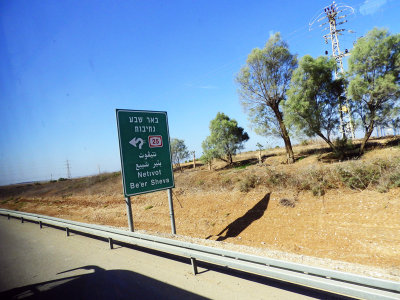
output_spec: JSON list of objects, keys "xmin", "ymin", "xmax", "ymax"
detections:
[{"xmin": 116, "ymin": 109, "xmax": 175, "ymax": 196}]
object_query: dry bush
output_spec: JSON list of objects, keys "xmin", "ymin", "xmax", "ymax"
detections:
[
  {"xmin": 337, "ymin": 164, "xmax": 379, "ymax": 190},
  {"xmin": 238, "ymin": 175, "xmax": 259, "ymax": 192},
  {"xmin": 260, "ymin": 157, "xmax": 400, "ymax": 195},
  {"xmin": 220, "ymin": 176, "xmax": 233, "ymax": 188},
  {"xmin": 279, "ymin": 198, "xmax": 296, "ymax": 207},
  {"xmin": 264, "ymin": 169, "xmax": 290, "ymax": 188},
  {"xmin": 262, "ymin": 167, "xmax": 334, "ymax": 196},
  {"xmin": 336, "ymin": 158, "xmax": 400, "ymax": 192}
]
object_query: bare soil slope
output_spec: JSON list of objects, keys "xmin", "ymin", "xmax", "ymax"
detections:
[{"xmin": 1, "ymin": 137, "xmax": 400, "ymax": 276}]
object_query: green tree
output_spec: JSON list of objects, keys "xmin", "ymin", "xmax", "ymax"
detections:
[
  {"xmin": 347, "ymin": 27, "xmax": 400, "ymax": 154},
  {"xmin": 236, "ymin": 33, "xmax": 297, "ymax": 163},
  {"xmin": 170, "ymin": 138, "xmax": 189, "ymax": 171},
  {"xmin": 285, "ymin": 55, "xmax": 344, "ymax": 152},
  {"xmin": 202, "ymin": 112, "xmax": 249, "ymax": 165},
  {"xmin": 201, "ymin": 136, "xmax": 218, "ymax": 170}
]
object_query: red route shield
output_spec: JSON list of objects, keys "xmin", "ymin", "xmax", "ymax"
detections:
[{"xmin": 148, "ymin": 135, "xmax": 163, "ymax": 148}]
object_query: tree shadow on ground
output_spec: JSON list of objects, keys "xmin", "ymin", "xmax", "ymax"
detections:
[
  {"xmin": 364, "ymin": 135, "xmax": 400, "ymax": 149},
  {"xmin": 297, "ymin": 136, "xmax": 400, "ymax": 163},
  {"xmin": 209, "ymin": 193, "xmax": 270, "ymax": 242},
  {"xmin": 215, "ymin": 158, "xmax": 258, "ymax": 171},
  {"xmin": 173, "ymin": 162, "xmax": 204, "ymax": 172},
  {"xmin": 216, "ymin": 155, "xmax": 277, "ymax": 171},
  {"xmin": 0, "ymin": 265, "xmax": 206, "ymax": 300},
  {"xmin": 297, "ymin": 146, "xmax": 332, "ymax": 157},
  {"xmin": 294, "ymin": 135, "xmax": 400, "ymax": 159}
]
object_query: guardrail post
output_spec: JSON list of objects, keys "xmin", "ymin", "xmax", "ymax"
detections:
[
  {"xmin": 66, "ymin": 228, "xmax": 70, "ymax": 237},
  {"xmin": 39, "ymin": 221, "xmax": 42, "ymax": 229},
  {"xmin": 108, "ymin": 238, "xmax": 114, "ymax": 250},
  {"xmin": 190, "ymin": 257, "xmax": 198, "ymax": 275},
  {"xmin": 7, "ymin": 214, "xmax": 10, "ymax": 220},
  {"xmin": 21, "ymin": 217, "xmax": 24, "ymax": 223}
]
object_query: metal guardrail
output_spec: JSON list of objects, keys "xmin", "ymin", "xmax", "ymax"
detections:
[{"xmin": 1, "ymin": 208, "xmax": 399, "ymax": 300}]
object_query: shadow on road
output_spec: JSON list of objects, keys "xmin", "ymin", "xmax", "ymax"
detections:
[
  {"xmin": 211, "ymin": 193, "xmax": 270, "ymax": 241},
  {"xmin": 0, "ymin": 265, "xmax": 206, "ymax": 300}
]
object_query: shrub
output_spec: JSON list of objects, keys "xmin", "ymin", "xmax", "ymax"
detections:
[
  {"xmin": 373, "ymin": 159, "xmax": 393, "ymax": 171},
  {"xmin": 239, "ymin": 175, "xmax": 258, "ymax": 192},
  {"xmin": 221, "ymin": 177, "xmax": 233, "ymax": 187},
  {"xmin": 235, "ymin": 164, "xmax": 250, "ymax": 170},
  {"xmin": 300, "ymin": 140, "xmax": 310, "ymax": 146},
  {"xmin": 389, "ymin": 172, "xmax": 400, "ymax": 188},
  {"xmin": 309, "ymin": 168, "xmax": 335, "ymax": 195},
  {"xmin": 376, "ymin": 162, "xmax": 400, "ymax": 192},
  {"xmin": 337, "ymin": 165, "xmax": 380, "ymax": 190},
  {"xmin": 232, "ymin": 157, "xmax": 400, "ymax": 194},
  {"xmin": 334, "ymin": 137, "xmax": 356, "ymax": 153},
  {"xmin": 377, "ymin": 183, "xmax": 390, "ymax": 193},
  {"xmin": 279, "ymin": 198, "xmax": 296, "ymax": 207},
  {"xmin": 312, "ymin": 184, "xmax": 326, "ymax": 196},
  {"xmin": 265, "ymin": 169, "xmax": 289, "ymax": 188}
]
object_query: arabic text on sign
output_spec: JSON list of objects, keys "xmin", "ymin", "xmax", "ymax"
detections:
[{"xmin": 139, "ymin": 152, "xmax": 157, "ymax": 160}]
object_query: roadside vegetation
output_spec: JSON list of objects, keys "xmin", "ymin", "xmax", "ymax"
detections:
[
  {"xmin": 198, "ymin": 141, "xmax": 400, "ymax": 196},
  {"xmin": 2, "ymin": 136, "xmax": 399, "ymax": 202}
]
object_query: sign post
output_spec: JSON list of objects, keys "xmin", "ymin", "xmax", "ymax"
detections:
[
  {"xmin": 125, "ymin": 196, "xmax": 134, "ymax": 232},
  {"xmin": 116, "ymin": 109, "xmax": 175, "ymax": 233},
  {"xmin": 167, "ymin": 189, "xmax": 176, "ymax": 234}
]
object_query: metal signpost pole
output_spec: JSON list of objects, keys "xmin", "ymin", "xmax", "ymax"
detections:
[
  {"xmin": 167, "ymin": 188, "xmax": 176, "ymax": 234},
  {"xmin": 125, "ymin": 196, "xmax": 134, "ymax": 232}
]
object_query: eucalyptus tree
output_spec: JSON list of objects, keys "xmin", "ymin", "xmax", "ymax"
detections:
[
  {"xmin": 285, "ymin": 55, "xmax": 344, "ymax": 152},
  {"xmin": 170, "ymin": 138, "xmax": 189, "ymax": 171},
  {"xmin": 347, "ymin": 27, "xmax": 400, "ymax": 154},
  {"xmin": 236, "ymin": 33, "xmax": 297, "ymax": 163},
  {"xmin": 201, "ymin": 136, "xmax": 217, "ymax": 170}
]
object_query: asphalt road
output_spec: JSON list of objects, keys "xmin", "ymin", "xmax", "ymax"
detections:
[{"xmin": 0, "ymin": 216, "xmax": 345, "ymax": 299}]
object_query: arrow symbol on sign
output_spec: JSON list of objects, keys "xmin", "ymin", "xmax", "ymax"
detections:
[{"xmin": 129, "ymin": 137, "xmax": 144, "ymax": 149}]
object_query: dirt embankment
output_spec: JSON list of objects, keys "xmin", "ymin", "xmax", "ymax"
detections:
[{"xmin": 1, "ymin": 138, "xmax": 400, "ymax": 278}]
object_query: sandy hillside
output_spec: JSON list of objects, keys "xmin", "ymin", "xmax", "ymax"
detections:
[{"xmin": 1, "ymin": 137, "xmax": 400, "ymax": 278}]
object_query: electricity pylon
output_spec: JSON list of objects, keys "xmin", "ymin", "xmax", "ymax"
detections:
[
  {"xmin": 66, "ymin": 160, "xmax": 71, "ymax": 179},
  {"xmin": 310, "ymin": 1, "xmax": 356, "ymax": 139}
]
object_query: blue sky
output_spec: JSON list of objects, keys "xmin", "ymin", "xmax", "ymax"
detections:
[{"xmin": 1, "ymin": 0, "xmax": 399, "ymax": 185}]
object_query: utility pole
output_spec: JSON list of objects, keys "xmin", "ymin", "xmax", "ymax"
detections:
[
  {"xmin": 310, "ymin": 1, "xmax": 356, "ymax": 139},
  {"xmin": 66, "ymin": 160, "xmax": 71, "ymax": 179}
]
